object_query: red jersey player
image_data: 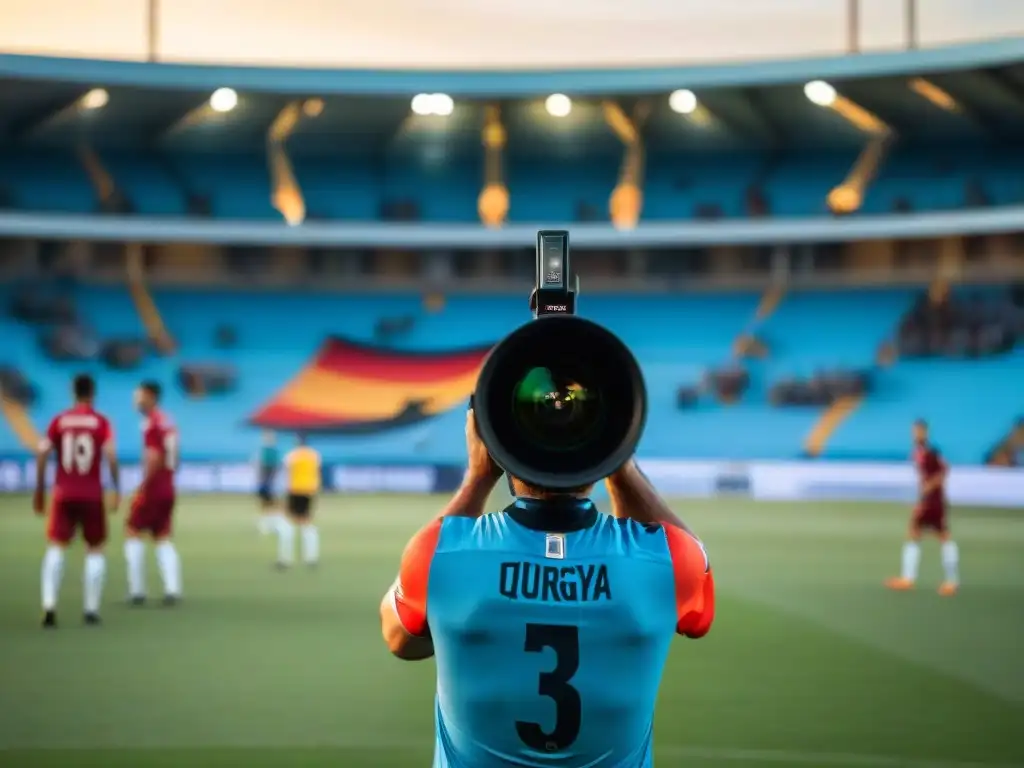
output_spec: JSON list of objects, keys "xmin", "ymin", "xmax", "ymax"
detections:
[
  {"xmin": 124, "ymin": 381, "xmax": 182, "ymax": 606},
  {"xmin": 34, "ymin": 373, "xmax": 120, "ymax": 628},
  {"xmin": 886, "ymin": 419, "xmax": 959, "ymax": 595}
]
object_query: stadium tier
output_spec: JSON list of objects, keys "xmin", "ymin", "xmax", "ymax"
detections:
[
  {"xmin": 3, "ymin": 148, "xmax": 1024, "ymax": 220},
  {"xmin": 1, "ymin": 284, "xmax": 1019, "ymax": 465}
]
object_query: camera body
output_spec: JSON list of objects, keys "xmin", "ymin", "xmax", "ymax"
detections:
[{"xmin": 474, "ymin": 230, "xmax": 647, "ymax": 491}]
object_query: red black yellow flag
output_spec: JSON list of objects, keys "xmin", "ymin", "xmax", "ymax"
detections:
[{"xmin": 249, "ymin": 337, "xmax": 491, "ymax": 434}]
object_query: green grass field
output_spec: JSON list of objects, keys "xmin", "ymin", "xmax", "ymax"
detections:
[{"xmin": 0, "ymin": 492, "xmax": 1022, "ymax": 768}]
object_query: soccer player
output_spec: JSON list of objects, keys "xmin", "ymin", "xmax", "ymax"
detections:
[
  {"xmin": 886, "ymin": 419, "xmax": 959, "ymax": 595},
  {"xmin": 34, "ymin": 373, "xmax": 120, "ymax": 628},
  {"xmin": 255, "ymin": 430, "xmax": 282, "ymax": 536},
  {"xmin": 277, "ymin": 433, "xmax": 321, "ymax": 569},
  {"xmin": 124, "ymin": 381, "xmax": 182, "ymax": 606},
  {"xmin": 380, "ymin": 410, "xmax": 715, "ymax": 767}
]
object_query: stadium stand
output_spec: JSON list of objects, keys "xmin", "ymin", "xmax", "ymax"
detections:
[
  {"xmin": 2, "ymin": 277, "xmax": 1019, "ymax": 465},
  {"xmin": 4, "ymin": 149, "xmax": 1024, "ymax": 222}
]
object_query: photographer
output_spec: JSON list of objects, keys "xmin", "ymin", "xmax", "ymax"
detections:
[{"xmin": 379, "ymin": 232, "xmax": 715, "ymax": 767}]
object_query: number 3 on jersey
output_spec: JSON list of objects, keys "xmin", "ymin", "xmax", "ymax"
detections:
[
  {"xmin": 61, "ymin": 432, "xmax": 95, "ymax": 475},
  {"xmin": 515, "ymin": 623, "xmax": 582, "ymax": 752}
]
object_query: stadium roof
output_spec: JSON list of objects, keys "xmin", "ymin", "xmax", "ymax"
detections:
[{"xmin": 2, "ymin": 63, "xmax": 1024, "ymax": 159}]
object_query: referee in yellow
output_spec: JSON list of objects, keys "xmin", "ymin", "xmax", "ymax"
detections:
[{"xmin": 277, "ymin": 433, "xmax": 322, "ymax": 570}]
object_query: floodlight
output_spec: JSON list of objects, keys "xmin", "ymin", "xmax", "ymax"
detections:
[
  {"xmin": 804, "ymin": 80, "xmax": 837, "ymax": 107},
  {"xmin": 303, "ymin": 98, "xmax": 324, "ymax": 118},
  {"xmin": 411, "ymin": 93, "xmax": 433, "ymax": 116},
  {"xmin": 431, "ymin": 93, "xmax": 454, "ymax": 116},
  {"xmin": 545, "ymin": 94, "xmax": 572, "ymax": 118},
  {"xmin": 668, "ymin": 89, "xmax": 697, "ymax": 115},
  {"xmin": 209, "ymin": 88, "xmax": 238, "ymax": 113},
  {"xmin": 80, "ymin": 88, "xmax": 109, "ymax": 111}
]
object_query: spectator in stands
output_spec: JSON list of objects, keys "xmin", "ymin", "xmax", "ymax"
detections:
[
  {"xmin": 0, "ymin": 366, "xmax": 37, "ymax": 406},
  {"xmin": 769, "ymin": 369, "xmax": 870, "ymax": 407},
  {"xmin": 744, "ymin": 185, "xmax": 770, "ymax": 218},
  {"xmin": 896, "ymin": 290, "xmax": 1018, "ymax": 359},
  {"xmin": 43, "ymin": 324, "xmax": 101, "ymax": 361},
  {"xmin": 702, "ymin": 364, "xmax": 750, "ymax": 403}
]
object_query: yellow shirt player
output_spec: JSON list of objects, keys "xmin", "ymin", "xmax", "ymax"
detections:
[{"xmin": 276, "ymin": 434, "xmax": 321, "ymax": 570}]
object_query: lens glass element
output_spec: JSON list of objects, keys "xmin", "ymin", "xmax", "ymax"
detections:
[{"xmin": 511, "ymin": 366, "xmax": 605, "ymax": 452}]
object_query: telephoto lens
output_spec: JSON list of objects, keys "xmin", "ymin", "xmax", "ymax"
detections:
[{"xmin": 474, "ymin": 314, "xmax": 646, "ymax": 490}]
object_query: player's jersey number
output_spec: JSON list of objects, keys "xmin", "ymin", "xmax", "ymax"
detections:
[
  {"xmin": 60, "ymin": 432, "xmax": 94, "ymax": 475},
  {"xmin": 515, "ymin": 623, "xmax": 582, "ymax": 752}
]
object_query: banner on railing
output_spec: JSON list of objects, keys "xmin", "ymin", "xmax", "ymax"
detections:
[
  {"xmin": 638, "ymin": 459, "xmax": 1024, "ymax": 508},
  {"xmin": 1, "ymin": 457, "xmax": 1021, "ymax": 507},
  {"xmin": 0, "ymin": 459, "xmax": 462, "ymax": 496}
]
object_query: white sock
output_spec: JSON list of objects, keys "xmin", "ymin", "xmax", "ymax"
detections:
[
  {"xmin": 900, "ymin": 541, "xmax": 921, "ymax": 582},
  {"xmin": 301, "ymin": 525, "xmax": 320, "ymax": 565},
  {"xmin": 41, "ymin": 546, "xmax": 65, "ymax": 611},
  {"xmin": 124, "ymin": 538, "xmax": 146, "ymax": 598},
  {"xmin": 257, "ymin": 514, "xmax": 275, "ymax": 536},
  {"xmin": 83, "ymin": 553, "xmax": 106, "ymax": 614},
  {"xmin": 941, "ymin": 541, "xmax": 960, "ymax": 585},
  {"xmin": 156, "ymin": 541, "xmax": 182, "ymax": 597},
  {"xmin": 277, "ymin": 519, "xmax": 296, "ymax": 565}
]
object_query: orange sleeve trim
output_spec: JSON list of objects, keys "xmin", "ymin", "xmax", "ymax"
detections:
[
  {"xmin": 664, "ymin": 524, "xmax": 715, "ymax": 638},
  {"xmin": 393, "ymin": 517, "xmax": 443, "ymax": 637}
]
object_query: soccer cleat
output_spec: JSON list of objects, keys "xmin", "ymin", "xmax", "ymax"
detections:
[
  {"xmin": 162, "ymin": 595, "xmax": 180, "ymax": 607},
  {"xmin": 938, "ymin": 581, "xmax": 958, "ymax": 597},
  {"xmin": 83, "ymin": 612, "xmax": 101, "ymax": 626},
  {"xmin": 42, "ymin": 610, "xmax": 57, "ymax": 629},
  {"xmin": 128, "ymin": 595, "xmax": 146, "ymax": 607},
  {"xmin": 885, "ymin": 577, "xmax": 915, "ymax": 591}
]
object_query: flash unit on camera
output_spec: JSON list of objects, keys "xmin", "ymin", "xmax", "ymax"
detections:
[
  {"xmin": 537, "ymin": 231, "xmax": 568, "ymax": 290},
  {"xmin": 532, "ymin": 230, "xmax": 577, "ymax": 317}
]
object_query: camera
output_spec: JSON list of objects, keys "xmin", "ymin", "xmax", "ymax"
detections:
[{"xmin": 473, "ymin": 231, "xmax": 647, "ymax": 491}]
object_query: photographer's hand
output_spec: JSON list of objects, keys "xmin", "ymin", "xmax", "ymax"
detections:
[
  {"xmin": 465, "ymin": 408, "xmax": 503, "ymax": 484},
  {"xmin": 437, "ymin": 409, "xmax": 503, "ymax": 519},
  {"xmin": 606, "ymin": 458, "xmax": 696, "ymax": 536}
]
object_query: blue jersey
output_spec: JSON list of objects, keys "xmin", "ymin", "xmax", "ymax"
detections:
[{"xmin": 392, "ymin": 498, "xmax": 715, "ymax": 768}]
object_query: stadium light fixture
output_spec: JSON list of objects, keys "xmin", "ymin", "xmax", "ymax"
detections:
[
  {"xmin": 209, "ymin": 88, "xmax": 239, "ymax": 113},
  {"xmin": 411, "ymin": 93, "xmax": 433, "ymax": 116},
  {"xmin": 545, "ymin": 94, "xmax": 572, "ymax": 118},
  {"xmin": 411, "ymin": 93, "xmax": 454, "ymax": 117},
  {"xmin": 668, "ymin": 89, "xmax": 697, "ymax": 115},
  {"xmin": 302, "ymin": 98, "xmax": 324, "ymax": 118},
  {"xmin": 79, "ymin": 88, "xmax": 109, "ymax": 111},
  {"xmin": 804, "ymin": 80, "xmax": 837, "ymax": 107},
  {"xmin": 431, "ymin": 93, "xmax": 454, "ymax": 116}
]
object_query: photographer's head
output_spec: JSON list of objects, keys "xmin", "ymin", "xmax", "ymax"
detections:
[
  {"xmin": 465, "ymin": 409, "xmax": 593, "ymax": 499},
  {"xmin": 507, "ymin": 475, "xmax": 594, "ymax": 501}
]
